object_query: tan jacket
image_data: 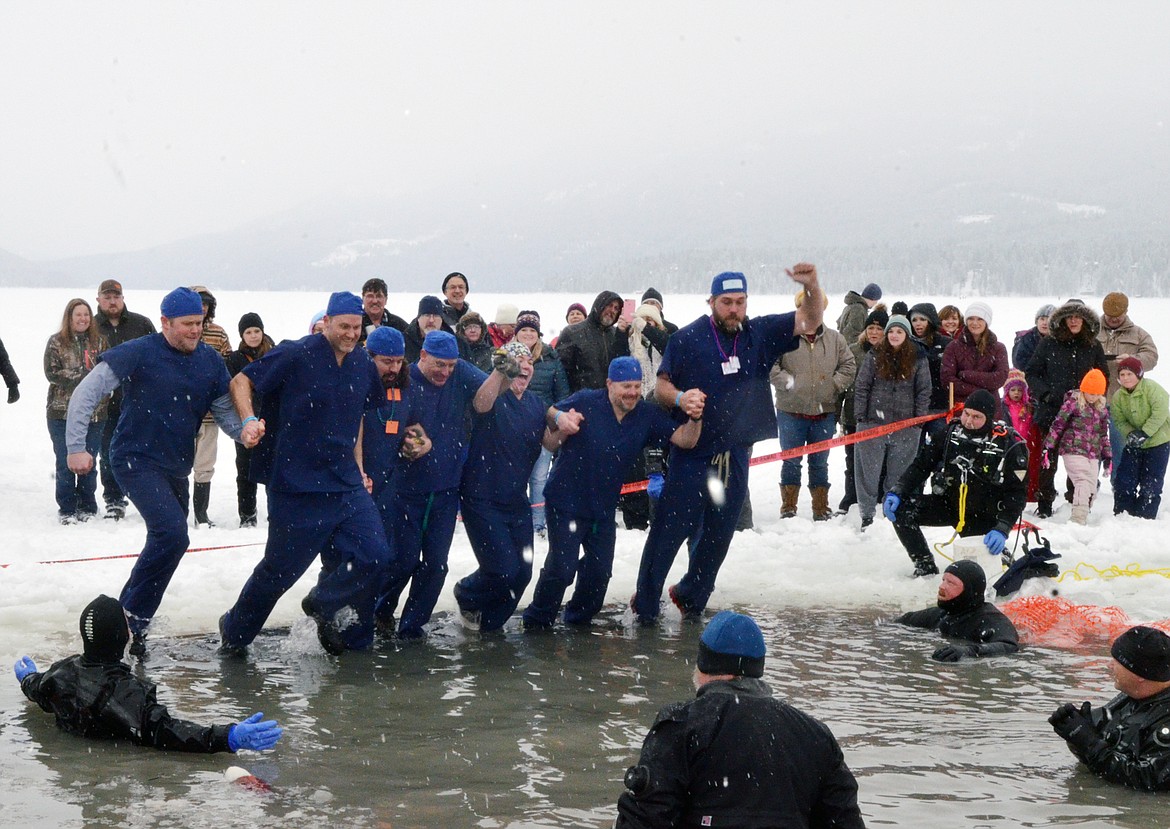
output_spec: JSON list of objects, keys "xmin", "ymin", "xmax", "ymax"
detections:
[
  {"xmin": 1097, "ymin": 316, "xmax": 1158, "ymax": 399},
  {"xmin": 770, "ymin": 327, "xmax": 856, "ymax": 417}
]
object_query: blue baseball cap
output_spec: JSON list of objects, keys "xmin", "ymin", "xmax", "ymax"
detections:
[{"xmin": 710, "ymin": 272, "xmax": 748, "ymax": 297}]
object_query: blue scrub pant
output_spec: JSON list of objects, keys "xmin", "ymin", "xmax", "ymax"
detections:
[
  {"xmin": 114, "ymin": 464, "xmax": 191, "ymax": 635},
  {"xmin": 220, "ymin": 488, "xmax": 389, "ymax": 650},
  {"xmin": 522, "ymin": 505, "xmax": 618, "ymax": 627},
  {"xmin": 633, "ymin": 446, "xmax": 750, "ymax": 622},
  {"xmin": 48, "ymin": 418, "xmax": 102, "ymax": 518},
  {"xmin": 376, "ymin": 488, "xmax": 460, "ymax": 637},
  {"xmin": 454, "ymin": 495, "xmax": 534, "ymax": 631}
]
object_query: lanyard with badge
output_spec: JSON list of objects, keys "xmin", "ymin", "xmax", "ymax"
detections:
[{"xmin": 708, "ymin": 315, "xmax": 741, "ymax": 375}]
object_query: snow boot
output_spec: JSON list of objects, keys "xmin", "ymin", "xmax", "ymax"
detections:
[
  {"xmin": 780, "ymin": 485, "xmax": 800, "ymax": 519},
  {"xmin": 238, "ymin": 484, "xmax": 257, "ymax": 528},
  {"xmin": 809, "ymin": 486, "xmax": 832, "ymax": 521},
  {"xmin": 1070, "ymin": 505, "xmax": 1089, "ymax": 525},
  {"xmin": 193, "ymin": 481, "xmax": 214, "ymax": 527}
]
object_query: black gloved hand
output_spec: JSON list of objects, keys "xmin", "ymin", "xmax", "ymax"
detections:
[
  {"xmin": 1126, "ymin": 430, "xmax": 1149, "ymax": 450},
  {"xmin": 1049, "ymin": 701, "xmax": 1103, "ymax": 753},
  {"xmin": 931, "ymin": 644, "xmax": 977, "ymax": 663},
  {"xmin": 6, "ymin": 385, "xmax": 18, "ymax": 404},
  {"xmin": 491, "ymin": 349, "xmax": 522, "ymax": 379}
]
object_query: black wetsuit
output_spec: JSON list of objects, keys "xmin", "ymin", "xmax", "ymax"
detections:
[
  {"xmin": 896, "ymin": 602, "xmax": 1020, "ymax": 657},
  {"xmin": 1065, "ymin": 687, "xmax": 1170, "ymax": 791},
  {"xmin": 19, "ymin": 655, "xmax": 232, "ymax": 752},
  {"xmin": 617, "ymin": 677, "xmax": 865, "ymax": 829}
]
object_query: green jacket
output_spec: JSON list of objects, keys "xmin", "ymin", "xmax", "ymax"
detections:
[{"xmin": 1109, "ymin": 378, "xmax": 1170, "ymax": 449}]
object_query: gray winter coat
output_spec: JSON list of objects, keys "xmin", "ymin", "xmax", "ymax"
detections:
[{"xmin": 854, "ymin": 347, "xmax": 931, "ymax": 427}]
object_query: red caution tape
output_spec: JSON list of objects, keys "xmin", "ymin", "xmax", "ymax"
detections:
[{"xmin": 0, "ymin": 542, "xmax": 263, "ymax": 569}]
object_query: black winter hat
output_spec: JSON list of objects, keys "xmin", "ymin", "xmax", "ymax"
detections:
[
  {"xmin": 442, "ymin": 271, "xmax": 468, "ymax": 292},
  {"xmin": 80, "ymin": 595, "xmax": 129, "ymax": 663},
  {"xmin": 238, "ymin": 312, "xmax": 264, "ymax": 336},
  {"xmin": 864, "ymin": 308, "xmax": 889, "ymax": 329},
  {"xmin": 1111, "ymin": 626, "xmax": 1170, "ymax": 681},
  {"xmin": 641, "ymin": 287, "xmax": 664, "ymax": 307},
  {"xmin": 938, "ymin": 559, "xmax": 987, "ymax": 615},
  {"xmin": 418, "ymin": 295, "xmax": 444, "ymax": 318},
  {"xmin": 964, "ymin": 389, "xmax": 999, "ymax": 422}
]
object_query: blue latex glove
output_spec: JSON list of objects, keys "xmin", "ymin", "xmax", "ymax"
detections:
[
  {"xmin": 983, "ymin": 529, "xmax": 1007, "ymax": 556},
  {"xmin": 14, "ymin": 656, "xmax": 36, "ymax": 682},
  {"xmin": 882, "ymin": 493, "xmax": 900, "ymax": 522},
  {"xmin": 228, "ymin": 712, "xmax": 283, "ymax": 752},
  {"xmin": 647, "ymin": 473, "xmax": 664, "ymax": 500}
]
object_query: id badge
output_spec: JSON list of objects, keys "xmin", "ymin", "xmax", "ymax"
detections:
[
  {"xmin": 721, "ymin": 357, "xmax": 740, "ymax": 375},
  {"xmin": 385, "ymin": 420, "xmax": 399, "ymax": 435}
]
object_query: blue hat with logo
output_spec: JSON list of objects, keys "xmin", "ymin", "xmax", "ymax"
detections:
[
  {"xmin": 366, "ymin": 326, "xmax": 405, "ymax": 357},
  {"xmin": 160, "ymin": 287, "xmax": 204, "ymax": 319},
  {"xmin": 422, "ymin": 330, "xmax": 460, "ymax": 359},
  {"xmin": 608, "ymin": 356, "xmax": 643, "ymax": 383},
  {"xmin": 710, "ymin": 271, "xmax": 748, "ymax": 297},
  {"xmin": 326, "ymin": 291, "xmax": 364, "ymax": 317},
  {"xmin": 697, "ymin": 610, "xmax": 766, "ymax": 677}
]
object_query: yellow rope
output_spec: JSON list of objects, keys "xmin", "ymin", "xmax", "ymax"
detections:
[
  {"xmin": 1056, "ymin": 562, "xmax": 1170, "ymax": 583},
  {"xmin": 931, "ymin": 481, "xmax": 971, "ymax": 563}
]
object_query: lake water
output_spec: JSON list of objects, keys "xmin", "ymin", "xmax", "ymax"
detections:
[{"xmin": 3, "ymin": 603, "xmax": 1169, "ymax": 828}]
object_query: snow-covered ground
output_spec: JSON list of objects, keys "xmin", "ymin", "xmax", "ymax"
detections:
[{"xmin": 2, "ymin": 284, "xmax": 1168, "ymax": 663}]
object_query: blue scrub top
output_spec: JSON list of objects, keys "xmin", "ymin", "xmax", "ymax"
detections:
[
  {"xmin": 660, "ymin": 313, "xmax": 798, "ymax": 454},
  {"xmin": 398, "ymin": 360, "xmax": 488, "ymax": 494},
  {"xmin": 461, "ymin": 389, "xmax": 547, "ymax": 506},
  {"xmin": 243, "ymin": 333, "xmax": 383, "ymax": 493},
  {"xmin": 100, "ymin": 334, "xmax": 231, "ymax": 476},
  {"xmin": 362, "ymin": 383, "xmax": 422, "ymax": 498},
  {"xmin": 543, "ymin": 389, "xmax": 676, "ymax": 519}
]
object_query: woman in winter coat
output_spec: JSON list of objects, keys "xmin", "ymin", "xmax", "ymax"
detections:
[
  {"xmin": 456, "ymin": 311, "xmax": 494, "ymax": 374},
  {"xmin": 853, "ymin": 314, "xmax": 931, "ymax": 528},
  {"xmin": 937, "ymin": 305, "xmax": 962, "ymax": 341},
  {"xmin": 44, "ymin": 298, "xmax": 108, "ymax": 523},
  {"xmin": 514, "ymin": 311, "xmax": 570, "ymax": 536},
  {"xmin": 1025, "ymin": 300, "xmax": 1109, "ymax": 517},
  {"xmin": 225, "ymin": 312, "xmax": 276, "ymax": 528},
  {"xmin": 837, "ymin": 306, "xmax": 886, "ymax": 514},
  {"xmin": 1042, "ymin": 369, "xmax": 1111, "ymax": 525},
  {"xmin": 940, "ymin": 301, "xmax": 1010, "ymax": 410},
  {"xmin": 1110, "ymin": 357, "xmax": 1170, "ymax": 520}
]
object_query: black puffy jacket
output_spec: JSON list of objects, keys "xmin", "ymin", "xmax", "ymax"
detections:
[
  {"xmin": 20, "ymin": 655, "xmax": 232, "ymax": 753},
  {"xmin": 1026, "ymin": 302, "xmax": 1109, "ymax": 430},
  {"xmin": 554, "ymin": 290, "xmax": 630, "ymax": 392}
]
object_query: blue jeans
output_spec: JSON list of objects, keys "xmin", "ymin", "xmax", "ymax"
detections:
[
  {"xmin": 48, "ymin": 418, "xmax": 102, "ymax": 517},
  {"xmin": 776, "ymin": 411, "xmax": 836, "ymax": 488},
  {"xmin": 528, "ymin": 446, "xmax": 554, "ymax": 532}
]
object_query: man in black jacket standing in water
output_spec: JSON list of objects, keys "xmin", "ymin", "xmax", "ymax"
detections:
[
  {"xmin": 896, "ymin": 559, "xmax": 1020, "ymax": 662},
  {"xmin": 617, "ymin": 610, "xmax": 865, "ymax": 828},
  {"xmin": 1050, "ymin": 625, "xmax": 1170, "ymax": 791}
]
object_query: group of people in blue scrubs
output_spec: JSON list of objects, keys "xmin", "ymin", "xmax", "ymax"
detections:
[{"xmin": 65, "ymin": 264, "xmax": 826, "ymax": 655}]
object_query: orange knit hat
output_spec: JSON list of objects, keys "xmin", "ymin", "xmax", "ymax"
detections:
[{"xmin": 1080, "ymin": 368, "xmax": 1107, "ymax": 396}]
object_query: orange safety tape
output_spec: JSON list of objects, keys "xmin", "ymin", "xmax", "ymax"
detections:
[
  {"xmin": 0, "ymin": 542, "xmax": 263, "ymax": 568},
  {"xmin": 617, "ymin": 405, "xmax": 961, "ymax": 495}
]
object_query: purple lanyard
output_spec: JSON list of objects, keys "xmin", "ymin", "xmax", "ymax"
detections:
[{"xmin": 708, "ymin": 315, "xmax": 740, "ymax": 363}]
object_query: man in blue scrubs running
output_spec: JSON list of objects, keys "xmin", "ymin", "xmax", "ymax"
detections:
[
  {"xmin": 376, "ymin": 330, "xmax": 488, "ymax": 639},
  {"xmin": 453, "ymin": 341, "xmax": 548, "ymax": 632},
  {"xmin": 632, "ymin": 266, "xmax": 823, "ymax": 625},
  {"xmin": 522, "ymin": 357, "xmax": 702, "ymax": 629},
  {"xmin": 65, "ymin": 287, "xmax": 251, "ymax": 656},
  {"xmin": 218, "ymin": 291, "xmax": 391, "ymax": 655}
]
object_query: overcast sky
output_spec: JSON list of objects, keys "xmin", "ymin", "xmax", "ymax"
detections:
[{"xmin": 2, "ymin": 1, "xmax": 1167, "ymax": 260}]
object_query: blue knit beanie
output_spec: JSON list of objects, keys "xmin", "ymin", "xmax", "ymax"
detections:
[
  {"xmin": 608, "ymin": 356, "xmax": 643, "ymax": 383},
  {"xmin": 160, "ymin": 287, "xmax": 204, "ymax": 318},
  {"xmin": 326, "ymin": 291, "xmax": 364, "ymax": 317},
  {"xmin": 861, "ymin": 283, "xmax": 883, "ymax": 301},
  {"xmin": 697, "ymin": 611, "xmax": 766, "ymax": 677},
  {"xmin": 422, "ymin": 330, "xmax": 460, "ymax": 359},
  {"xmin": 710, "ymin": 272, "xmax": 748, "ymax": 297},
  {"xmin": 366, "ymin": 326, "xmax": 405, "ymax": 357},
  {"xmin": 417, "ymin": 295, "xmax": 444, "ymax": 317}
]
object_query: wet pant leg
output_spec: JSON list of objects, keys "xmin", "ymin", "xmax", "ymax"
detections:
[
  {"xmin": 523, "ymin": 506, "xmax": 592, "ymax": 627},
  {"xmin": 379, "ymin": 488, "xmax": 459, "ymax": 636},
  {"xmin": 563, "ymin": 516, "xmax": 618, "ymax": 625},
  {"xmin": 115, "ymin": 464, "xmax": 190, "ymax": 634},
  {"xmin": 455, "ymin": 496, "xmax": 534, "ymax": 631}
]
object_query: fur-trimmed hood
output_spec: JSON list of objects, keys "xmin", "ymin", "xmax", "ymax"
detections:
[{"xmin": 1049, "ymin": 301, "xmax": 1101, "ymax": 343}]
